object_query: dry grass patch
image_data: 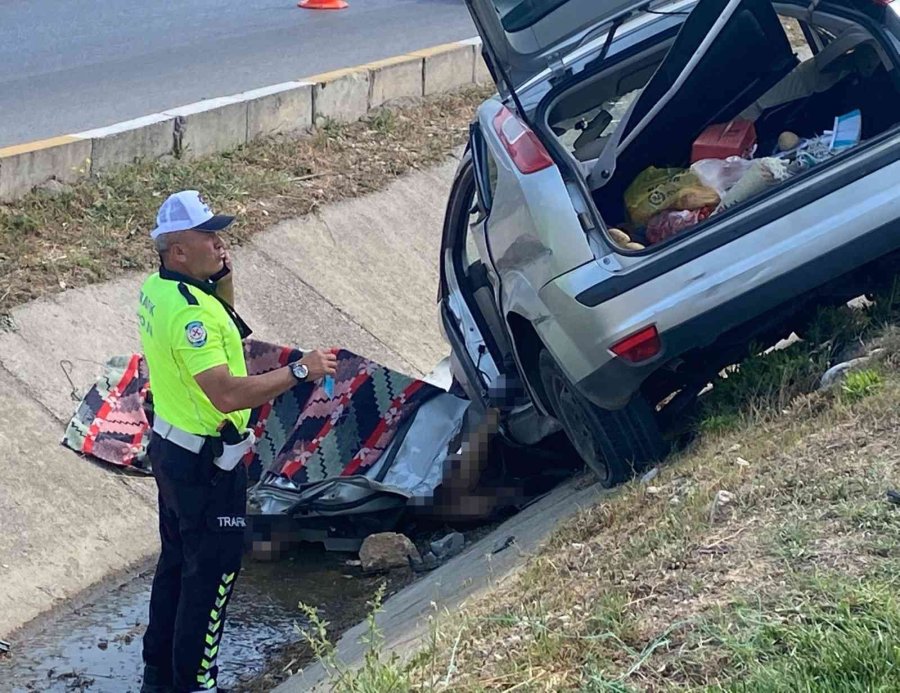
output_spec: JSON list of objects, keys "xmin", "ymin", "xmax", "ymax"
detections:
[
  {"xmin": 400, "ymin": 363, "xmax": 900, "ymax": 691},
  {"xmin": 0, "ymin": 87, "xmax": 492, "ymax": 314}
]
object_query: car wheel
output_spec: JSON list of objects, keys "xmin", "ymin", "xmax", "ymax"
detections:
[{"xmin": 538, "ymin": 349, "xmax": 666, "ymax": 487}]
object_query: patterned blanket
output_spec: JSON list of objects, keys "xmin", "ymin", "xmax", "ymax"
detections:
[
  {"xmin": 63, "ymin": 354, "xmax": 153, "ymax": 472},
  {"xmin": 63, "ymin": 340, "xmax": 441, "ymax": 485}
]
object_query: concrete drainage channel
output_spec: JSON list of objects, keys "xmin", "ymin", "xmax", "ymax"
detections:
[
  {"xmin": 0, "ymin": 480, "xmax": 603, "ymax": 693},
  {"xmin": 0, "ymin": 35, "xmax": 607, "ymax": 693},
  {"xmin": 1, "ymin": 554, "xmax": 390, "ymax": 692},
  {"xmin": 0, "ymin": 148, "xmax": 608, "ymax": 690},
  {"xmin": 0, "ymin": 476, "xmax": 597, "ymax": 693},
  {"xmin": 0, "ymin": 154, "xmax": 449, "ymax": 689}
]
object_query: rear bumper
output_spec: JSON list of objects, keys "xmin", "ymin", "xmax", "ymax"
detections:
[
  {"xmin": 579, "ymin": 216, "xmax": 900, "ymax": 409},
  {"xmin": 538, "ymin": 153, "xmax": 900, "ymax": 411}
]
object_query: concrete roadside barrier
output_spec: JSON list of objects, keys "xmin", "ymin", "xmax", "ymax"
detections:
[
  {"xmin": 411, "ymin": 42, "xmax": 478, "ymax": 96},
  {"xmin": 0, "ymin": 38, "xmax": 492, "ymax": 202},
  {"xmin": 243, "ymin": 82, "xmax": 315, "ymax": 140},
  {"xmin": 0, "ymin": 136, "xmax": 92, "ymax": 202},
  {"xmin": 462, "ymin": 37, "xmax": 495, "ymax": 84},
  {"xmin": 367, "ymin": 55, "xmax": 425, "ymax": 109},
  {"xmin": 164, "ymin": 96, "xmax": 250, "ymax": 160},
  {"xmin": 308, "ymin": 67, "xmax": 371, "ymax": 124},
  {"xmin": 76, "ymin": 114, "xmax": 176, "ymax": 174}
]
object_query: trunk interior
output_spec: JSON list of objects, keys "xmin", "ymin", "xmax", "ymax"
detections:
[{"xmin": 544, "ymin": 0, "xmax": 900, "ymax": 252}]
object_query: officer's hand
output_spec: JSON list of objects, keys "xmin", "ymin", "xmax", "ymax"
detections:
[
  {"xmin": 300, "ymin": 349, "xmax": 338, "ymax": 381},
  {"xmin": 211, "ymin": 249, "xmax": 233, "ymax": 284},
  {"xmin": 217, "ymin": 249, "xmax": 233, "ymax": 281}
]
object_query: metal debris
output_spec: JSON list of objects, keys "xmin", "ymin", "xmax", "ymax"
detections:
[
  {"xmin": 491, "ymin": 535, "xmax": 516, "ymax": 555},
  {"xmin": 640, "ymin": 467, "xmax": 659, "ymax": 484}
]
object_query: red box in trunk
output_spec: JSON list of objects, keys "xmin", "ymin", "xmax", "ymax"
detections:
[{"xmin": 691, "ymin": 119, "xmax": 757, "ymax": 163}]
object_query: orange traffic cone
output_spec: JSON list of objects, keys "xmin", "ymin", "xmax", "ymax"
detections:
[{"xmin": 298, "ymin": 0, "xmax": 348, "ymax": 8}]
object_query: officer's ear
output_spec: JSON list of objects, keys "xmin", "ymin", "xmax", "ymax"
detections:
[{"xmin": 166, "ymin": 234, "xmax": 189, "ymax": 262}]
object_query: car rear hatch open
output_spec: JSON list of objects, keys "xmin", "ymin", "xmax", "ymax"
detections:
[
  {"xmin": 588, "ymin": 0, "xmax": 798, "ymax": 205},
  {"xmin": 462, "ymin": 0, "xmax": 645, "ymax": 96},
  {"xmin": 536, "ymin": 0, "xmax": 900, "ymax": 257},
  {"xmin": 468, "ymin": 0, "xmax": 900, "ymax": 263}
]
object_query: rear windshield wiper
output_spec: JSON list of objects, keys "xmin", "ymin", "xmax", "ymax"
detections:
[
  {"xmin": 596, "ymin": 16, "xmax": 628, "ymax": 69},
  {"xmin": 576, "ymin": 16, "xmax": 628, "ymax": 73},
  {"xmin": 577, "ymin": 0, "xmax": 690, "ymax": 71}
]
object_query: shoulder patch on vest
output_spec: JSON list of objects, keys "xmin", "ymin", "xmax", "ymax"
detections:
[
  {"xmin": 177, "ymin": 282, "xmax": 199, "ymax": 306},
  {"xmin": 185, "ymin": 321, "xmax": 208, "ymax": 348}
]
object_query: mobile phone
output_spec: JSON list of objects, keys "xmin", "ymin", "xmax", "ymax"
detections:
[{"xmin": 210, "ymin": 261, "xmax": 231, "ymax": 282}]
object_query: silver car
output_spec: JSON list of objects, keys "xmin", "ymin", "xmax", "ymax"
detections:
[{"xmin": 440, "ymin": 0, "xmax": 900, "ymax": 486}]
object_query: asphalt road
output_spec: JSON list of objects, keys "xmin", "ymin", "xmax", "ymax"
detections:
[{"xmin": 0, "ymin": 0, "xmax": 476, "ymax": 147}]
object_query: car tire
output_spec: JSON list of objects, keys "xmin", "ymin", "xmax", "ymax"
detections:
[{"xmin": 538, "ymin": 349, "xmax": 666, "ymax": 487}]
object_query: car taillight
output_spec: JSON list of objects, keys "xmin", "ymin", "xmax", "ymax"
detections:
[
  {"xmin": 610, "ymin": 326, "xmax": 661, "ymax": 363},
  {"xmin": 492, "ymin": 105, "xmax": 554, "ymax": 174}
]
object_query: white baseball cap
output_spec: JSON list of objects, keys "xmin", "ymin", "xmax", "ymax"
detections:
[{"xmin": 150, "ymin": 190, "xmax": 234, "ymax": 239}]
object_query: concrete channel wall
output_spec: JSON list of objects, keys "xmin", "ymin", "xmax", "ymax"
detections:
[
  {"xmin": 0, "ymin": 34, "xmax": 488, "ymax": 637},
  {"xmin": 278, "ymin": 479, "xmax": 608, "ymax": 691},
  {"xmin": 0, "ymin": 39, "xmax": 492, "ymax": 202},
  {"xmin": 0, "ymin": 156, "xmax": 457, "ymax": 638}
]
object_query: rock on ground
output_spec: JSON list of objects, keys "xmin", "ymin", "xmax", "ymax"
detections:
[
  {"xmin": 430, "ymin": 531, "xmax": 465, "ymax": 560},
  {"xmin": 819, "ymin": 355, "xmax": 876, "ymax": 389},
  {"xmin": 37, "ymin": 179, "xmax": 72, "ymax": 197},
  {"xmin": 359, "ymin": 532, "xmax": 421, "ymax": 573}
]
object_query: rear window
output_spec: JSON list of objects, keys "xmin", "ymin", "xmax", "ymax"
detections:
[{"xmin": 498, "ymin": 0, "xmax": 571, "ymax": 32}]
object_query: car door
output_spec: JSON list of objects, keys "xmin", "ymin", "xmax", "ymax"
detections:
[{"xmin": 438, "ymin": 142, "xmax": 525, "ymax": 413}]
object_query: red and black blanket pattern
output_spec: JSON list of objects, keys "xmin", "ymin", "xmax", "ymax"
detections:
[
  {"xmin": 63, "ymin": 340, "xmax": 440, "ymax": 484},
  {"xmin": 62, "ymin": 354, "xmax": 153, "ymax": 471}
]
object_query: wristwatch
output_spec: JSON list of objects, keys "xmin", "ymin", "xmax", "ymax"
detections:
[{"xmin": 289, "ymin": 361, "xmax": 309, "ymax": 382}]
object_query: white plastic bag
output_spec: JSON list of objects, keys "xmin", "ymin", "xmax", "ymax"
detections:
[
  {"xmin": 690, "ymin": 157, "xmax": 755, "ymax": 197},
  {"xmin": 716, "ymin": 158, "xmax": 790, "ymax": 213}
]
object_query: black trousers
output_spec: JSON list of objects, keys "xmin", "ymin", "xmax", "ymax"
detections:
[{"xmin": 142, "ymin": 433, "xmax": 247, "ymax": 692}]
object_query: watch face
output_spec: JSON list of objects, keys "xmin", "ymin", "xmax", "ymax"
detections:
[{"xmin": 293, "ymin": 363, "xmax": 309, "ymax": 380}]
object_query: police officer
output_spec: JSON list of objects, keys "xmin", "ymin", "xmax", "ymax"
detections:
[{"xmin": 137, "ymin": 190, "xmax": 337, "ymax": 693}]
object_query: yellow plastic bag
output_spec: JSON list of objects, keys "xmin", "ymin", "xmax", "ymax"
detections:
[{"xmin": 624, "ymin": 166, "xmax": 720, "ymax": 226}]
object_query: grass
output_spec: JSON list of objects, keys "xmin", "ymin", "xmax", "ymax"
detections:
[
  {"xmin": 705, "ymin": 574, "xmax": 900, "ymax": 693},
  {"xmin": 309, "ymin": 289, "xmax": 900, "ymax": 691},
  {"xmin": 409, "ymin": 382, "xmax": 899, "ymax": 690},
  {"xmin": 296, "ymin": 583, "xmax": 412, "ymax": 693},
  {"xmin": 695, "ymin": 297, "xmax": 893, "ymax": 432},
  {"xmin": 0, "ymin": 86, "xmax": 492, "ymax": 315},
  {"xmin": 841, "ymin": 368, "xmax": 883, "ymax": 403}
]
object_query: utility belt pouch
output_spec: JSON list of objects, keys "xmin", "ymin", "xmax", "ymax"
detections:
[{"xmin": 212, "ymin": 430, "xmax": 256, "ymax": 471}]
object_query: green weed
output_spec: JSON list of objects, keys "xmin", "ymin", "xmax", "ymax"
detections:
[
  {"xmin": 296, "ymin": 583, "xmax": 412, "ymax": 693},
  {"xmin": 841, "ymin": 368, "xmax": 883, "ymax": 403},
  {"xmin": 369, "ymin": 109, "xmax": 397, "ymax": 134},
  {"xmin": 699, "ymin": 413, "xmax": 743, "ymax": 435}
]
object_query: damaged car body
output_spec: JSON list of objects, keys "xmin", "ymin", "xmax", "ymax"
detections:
[{"xmin": 442, "ymin": 0, "xmax": 900, "ymax": 486}]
